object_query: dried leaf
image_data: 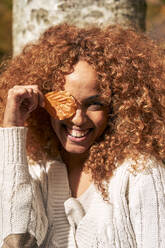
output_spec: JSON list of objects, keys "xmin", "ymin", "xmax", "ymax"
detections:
[{"xmin": 44, "ymin": 90, "xmax": 77, "ymax": 120}]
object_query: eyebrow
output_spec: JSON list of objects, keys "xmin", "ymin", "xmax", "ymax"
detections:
[
  {"xmin": 76, "ymin": 95, "xmax": 101, "ymax": 106},
  {"xmin": 84, "ymin": 95, "xmax": 101, "ymax": 102}
]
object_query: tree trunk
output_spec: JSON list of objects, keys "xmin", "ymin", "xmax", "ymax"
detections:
[{"xmin": 13, "ymin": 0, "xmax": 147, "ymax": 55}]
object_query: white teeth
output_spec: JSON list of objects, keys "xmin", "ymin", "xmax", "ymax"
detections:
[{"xmin": 67, "ymin": 128, "xmax": 89, "ymax": 138}]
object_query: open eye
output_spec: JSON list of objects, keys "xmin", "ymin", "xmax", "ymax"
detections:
[{"xmin": 87, "ymin": 102, "xmax": 104, "ymax": 111}]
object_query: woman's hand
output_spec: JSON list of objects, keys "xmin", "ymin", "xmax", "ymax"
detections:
[{"xmin": 3, "ymin": 85, "xmax": 45, "ymax": 127}]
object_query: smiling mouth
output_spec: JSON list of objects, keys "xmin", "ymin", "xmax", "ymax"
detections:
[
  {"xmin": 62, "ymin": 125, "xmax": 92, "ymax": 139},
  {"xmin": 68, "ymin": 128, "xmax": 91, "ymax": 137}
]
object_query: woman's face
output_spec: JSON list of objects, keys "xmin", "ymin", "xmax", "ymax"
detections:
[{"xmin": 51, "ymin": 60, "xmax": 109, "ymax": 154}]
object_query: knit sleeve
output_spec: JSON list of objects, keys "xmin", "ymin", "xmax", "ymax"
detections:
[
  {"xmin": 128, "ymin": 158, "xmax": 165, "ymax": 248},
  {"xmin": 0, "ymin": 127, "xmax": 48, "ymax": 247}
]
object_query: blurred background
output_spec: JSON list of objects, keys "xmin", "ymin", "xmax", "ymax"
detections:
[{"xmin": 0, "ymin": 0, "xmax": 165, "ymax": 60}]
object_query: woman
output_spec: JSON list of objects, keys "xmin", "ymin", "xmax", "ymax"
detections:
[{"xmin": 0, "ymin": 24, "xmax": 165, "ymax": 248}]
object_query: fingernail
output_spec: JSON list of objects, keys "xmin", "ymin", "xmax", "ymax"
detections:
[{"xmin": 42, "ymin": 101, "xmax": 45, "ymax": 107}]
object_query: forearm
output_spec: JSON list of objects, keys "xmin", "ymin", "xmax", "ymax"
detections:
[{"xmin": 0, "ymin": 127, "xmax": 48, "ymax": 247}]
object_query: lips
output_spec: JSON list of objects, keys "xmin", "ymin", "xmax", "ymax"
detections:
[{"xmin": 66, "ymin": 127, "xmax": 90, "ymax": 138}]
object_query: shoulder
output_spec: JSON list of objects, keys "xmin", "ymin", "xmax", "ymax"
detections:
[
  {"xmin": 124, "ymin": 155, "xmax": 165, "ymax": 189},
  {"xmin": 111, "ymin": 155, "xmax": 165, "ymax": 181},
  {"xmin": 108, "ymin": 155, "xmax": 165, "ymax": 201},
  {"xmin": 118, "ymin": 156, "xmax": 165, "ymax": 248}
]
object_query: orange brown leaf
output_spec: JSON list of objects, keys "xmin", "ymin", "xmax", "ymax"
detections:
[{"xmin": 44, "ymin": 91, "xmax": 77, "ymax": 120}]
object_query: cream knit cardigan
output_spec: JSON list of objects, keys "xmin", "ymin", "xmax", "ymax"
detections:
[{"xmin": 0, "ymin": 127, "xmax": 165, "ymax": 248}]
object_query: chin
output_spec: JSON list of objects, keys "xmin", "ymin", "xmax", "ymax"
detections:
[
  {"xmin": 63, "ymin": 144, "xmax": 90, "ymax": 154},
  {"xmin": 64, "ymin": 148, "xmax": 88, "ymax": 154}
]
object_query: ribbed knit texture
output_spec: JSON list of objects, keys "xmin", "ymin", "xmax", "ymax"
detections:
[
  {"xmin": 0, "ymin": 128, "xmax": 48, "ymax": 247},
  {"xmin": 0, "ymin": 127, "xmax": 165, "ymax": 248}
]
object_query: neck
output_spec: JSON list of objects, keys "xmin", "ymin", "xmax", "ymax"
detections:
[{"xmin": 60, "ymin": 148, "xmax": 89, "ymax": 173}]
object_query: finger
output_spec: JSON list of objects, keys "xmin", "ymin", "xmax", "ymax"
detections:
[
  {"xmin": 25, "ymin": 88, "xmax": 39, "ymax": 112},
  {"xmin": 37, "ymin": 89, "xmax": 45, "ymax": 107},
  {"xmin": 32, "ymin": 88, "xmax": 45, "ymax": 108},
  {"xmin": 9, "ymin": 85, "xmax": 45, "ymax": 108},
  {"xmin": 23, "ymin": 85, "xmax": 45, "ymax": 108},
  {"xmin": 11, "ymin": 87, "xmax": 36, "ymax": 112},
  {"xmin": 8, "ymin": 87, "xmax": 31, "ymax": 105}
]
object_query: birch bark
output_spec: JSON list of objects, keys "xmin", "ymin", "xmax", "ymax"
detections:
[{"xmin": 13, "ymin": 0, "xmax": 146, "ymax": 55}]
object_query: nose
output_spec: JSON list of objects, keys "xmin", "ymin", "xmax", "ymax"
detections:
[{"xmin": 70, "ymin": 108, "xmax": 87, "ymax": 126}]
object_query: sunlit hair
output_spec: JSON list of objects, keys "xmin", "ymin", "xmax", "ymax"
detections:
[{"xmin": 1, "ymin": 24, "xmax": 165, "ymax": 199}]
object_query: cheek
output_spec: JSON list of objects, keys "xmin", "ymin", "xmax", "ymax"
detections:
[
  {"xmin": 51, "ymin": 118, "xmax": 60, "ymax": 134},
  {"xmin": 88, "ymin": 111, "xmax": 108, "ymax": 131}
]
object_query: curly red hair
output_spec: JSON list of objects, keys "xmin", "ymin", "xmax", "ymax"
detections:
[{"xmin": 1, "ymin": 24, "xmax": 165, "ymax": 198}]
